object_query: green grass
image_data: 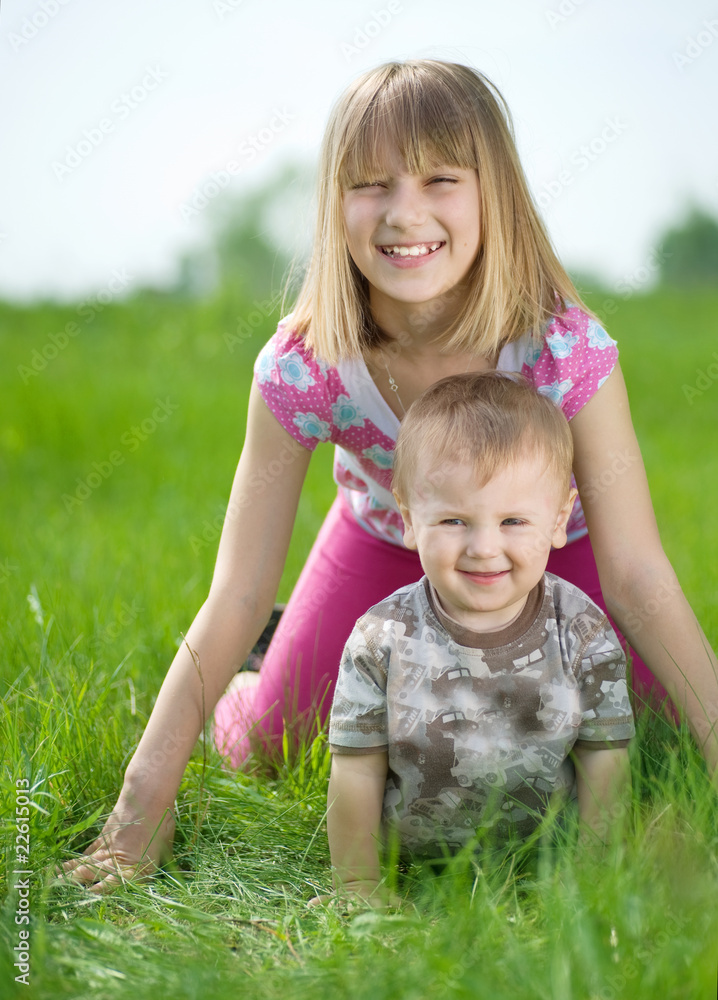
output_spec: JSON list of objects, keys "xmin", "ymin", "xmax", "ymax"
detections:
[{"xmin": 1, "ymin": 287, "xmax": 717, "ymax": 998}]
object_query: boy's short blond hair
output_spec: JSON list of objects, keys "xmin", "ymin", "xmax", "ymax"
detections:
[{"xmin": 392, "ymin": 371, "xmax": 574, "ymax": 503}]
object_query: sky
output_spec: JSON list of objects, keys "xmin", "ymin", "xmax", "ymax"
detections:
[{"xmin": 2, "ymin": 0, "xmax": 718, "ymax": 303}]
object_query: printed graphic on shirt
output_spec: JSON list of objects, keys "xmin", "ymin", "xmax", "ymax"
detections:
[{"xmin": 329, "ymin": 573, "xmax": 634, "ymax": 854}]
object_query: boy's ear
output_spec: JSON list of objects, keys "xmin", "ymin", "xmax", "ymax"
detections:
[
  {"xmin": 550, "ymin": 488, "xmax": 578, "ymax": 550},
  {"xmin": 392, "ymin": 489, "xmax": 417, "ymax": 551}
]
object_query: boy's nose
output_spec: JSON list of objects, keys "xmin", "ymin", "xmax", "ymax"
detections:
[{"xmin": 465, "ymin": 527, "xmax": 500, "ymax": 559}]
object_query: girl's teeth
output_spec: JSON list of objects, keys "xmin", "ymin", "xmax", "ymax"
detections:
[{"xmin": 384, "ymin": 242, "xmax": 441, "ymax": 257}]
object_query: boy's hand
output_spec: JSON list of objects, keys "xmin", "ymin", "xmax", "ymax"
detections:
[
  {"xmin": 308, "ymin": 879, "xmax": 401, "ymax": 912},
  {"xmin": 59, "ymin": 800, "xmax": 175, "ymax": 894}
]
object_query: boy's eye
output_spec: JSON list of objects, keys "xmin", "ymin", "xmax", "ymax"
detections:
[
  {"xmin": 440, "ymin": 518, "xmax": 464, "ymax": 526},
  {"xmin": 502, "ymin": 518, "xmax": 526, "ymax": 527}
]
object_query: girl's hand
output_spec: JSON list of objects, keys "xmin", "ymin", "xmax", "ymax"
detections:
[{"xmin": 60, "ymin": 800, "xmax": 175, "ymax": 894}]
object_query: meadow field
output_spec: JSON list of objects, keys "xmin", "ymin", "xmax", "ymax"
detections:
[{"xmin": 1, "ymin": 287, "xmax": 717, "ymax": 998}]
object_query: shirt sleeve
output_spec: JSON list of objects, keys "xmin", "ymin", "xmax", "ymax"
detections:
[
  {"xmin": 524, "ymin": 306, "xmax": 619, "ymax": 421},
  {"xmin": 574, "ymin": 617, "xmax": 635, "ymax": 750},
  {"xmin": 253, "ymin": 322, "xmax": 336, "ymax": 450},
  {"xmin": 328, "ymin": 624, "xmax": 389, "ymax": 754}
]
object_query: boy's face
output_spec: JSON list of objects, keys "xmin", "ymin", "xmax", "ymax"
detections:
[{"xmin": 395, "ymin": 453, "xmax": 577, "ymax": 632}]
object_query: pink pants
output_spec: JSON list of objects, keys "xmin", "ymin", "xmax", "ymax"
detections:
[{"xmin": 214, "ymin": 493, "xmax": 670, "ymax": 766}]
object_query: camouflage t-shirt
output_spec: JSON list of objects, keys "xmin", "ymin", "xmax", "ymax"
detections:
[{"xmin": 329, "ymin": 573, "xmax": 635, "ymax": 854}]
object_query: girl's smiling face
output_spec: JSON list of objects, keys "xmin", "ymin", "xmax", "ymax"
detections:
[{"xmin": 342, "ymin": 142, "xmax": 481, "ymax": 323}]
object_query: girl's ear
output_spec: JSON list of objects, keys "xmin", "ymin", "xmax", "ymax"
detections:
[
  {"xmin": 550, "ymin": 488, "xmax": 578, "ymax": 550},
  {"xmin": 393, "ymin": 490, "xmax": 417, "ymax": 550}
]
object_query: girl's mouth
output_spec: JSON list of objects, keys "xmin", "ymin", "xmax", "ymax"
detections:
[{"xmin": 377, "ymin": 241, "xmax": 444, "ymax": 258}]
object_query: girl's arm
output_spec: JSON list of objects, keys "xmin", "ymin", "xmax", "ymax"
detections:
[
  {"xmin": 324, "ymin": 751, "xmax": 388, "ymax": 905},
  {"xmin": 62, "ymin": 382, "xmax": 313, "ymax": 891},
  {"xmin": 572, "ymin": 746, "xmax": 631, "ymax": 846},
  {"xmin": 571, "ymin": 364, "xmax": 718, "ymax": 774}
]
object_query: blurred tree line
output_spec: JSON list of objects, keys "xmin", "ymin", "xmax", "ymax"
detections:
[
  {"xmin": 175, "ymin": 165, "xmax": 718, "ymax": 300},
  {"xmin": 174, "ymin": 161, "xmax": 314, "ymax": 304},
  {"xmin": 658, "ymin": 208, "xmax": 718, "ymax": 288}
]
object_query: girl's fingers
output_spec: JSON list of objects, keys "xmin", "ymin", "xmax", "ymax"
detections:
[
  {"xmin": 64, "ymin": 864, "xmax": 145, "ymax": 892},
  {"xmin": 59, "ymin": 850, "xmax": 155, "ymax": 890},
  {"xmin": 89, "ymin": 859, "xmax": 157, "ymax": 894},
  {"xmin": 57, "ymin": 858, "xmax": 99, "ymax": 881},
  {"xmin": 61, "ymin": 859, "xmax": 118, "ymax": 884},
  {"xmin": 60, "ymin": 841, "xmax": 103, "ymax": 874},
  {"xmin": 87, "ymin": 871, "xmax": 128, "ymax": 895}
]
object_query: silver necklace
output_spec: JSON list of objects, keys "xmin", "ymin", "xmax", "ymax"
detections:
[
  {"xmin": 383, "ymin": 351, "xmax": 481, "ymax": 417},
  {"xmin": 383, "ymin": 361, "xmax": 406, "ymax": 415}
]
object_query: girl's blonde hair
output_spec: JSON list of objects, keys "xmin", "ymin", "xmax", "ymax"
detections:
[
  {"xmin": 289, "ymin": 59, "xmax": 592, "ymax": 364},
  {"xmin": 392, "ymin": 371, "xmax": 574, "ymax": 504}
]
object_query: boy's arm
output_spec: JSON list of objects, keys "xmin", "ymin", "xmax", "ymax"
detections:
[
  {"xmin": 573, "ymin": 745, "xmax": 631, "ymax": 846},
  {"xmin": 326, "ymin": 751, "xmax": 388, "ymax": 903}
]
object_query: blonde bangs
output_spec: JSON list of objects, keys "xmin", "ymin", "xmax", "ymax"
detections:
[{"xmin": 338, "ymin": 67, "xmax": 479, "ymax": 189}]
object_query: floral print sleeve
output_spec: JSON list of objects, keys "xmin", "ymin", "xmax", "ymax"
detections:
[
  {"xmin": 254, "ymin": 321, "xmax": 406, "ymax": 544},
  {"xmin": 495, "ymin": 305, "xmax": 619, "ymax": 544},
  {"xmin": 522, "ymin": 306, "xmax": 618, "ymax": 421},
  {"xmin": 254, "ymin": 322, "xmax": 339, "ymax": 449}
]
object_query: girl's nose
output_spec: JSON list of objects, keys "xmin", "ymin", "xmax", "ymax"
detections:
[{"xmin": 383, "ymin": 180, "xmax": 427, "ymax": 230}]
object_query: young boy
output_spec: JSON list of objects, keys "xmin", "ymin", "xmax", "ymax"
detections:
[{"xmin": 325, "ymin": 372, "xmax": 635, "ymax": 905}]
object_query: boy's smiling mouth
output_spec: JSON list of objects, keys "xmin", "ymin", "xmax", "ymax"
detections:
[{"xmin": 458, "ymin": 569, "xmax": 510, "ymax": 585}]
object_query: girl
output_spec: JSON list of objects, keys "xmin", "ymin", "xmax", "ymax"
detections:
[{"xmin": 64, "ymin": 59, "xmax": 718, "ymax": 891}]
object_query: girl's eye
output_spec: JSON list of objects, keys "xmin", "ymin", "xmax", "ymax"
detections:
[
  {"xmin": 352, "ymin": 180, "xmax": 384, "ymax": 189},
  {"xmin": 441, "ymin": 518, "xmax": 464, "ymax": 526},
  {"xmin": 502, "ymin": 518, "xmax": 526, "ymax": 527},
  {"xmin": 430, "ymin": 176, "xmax": 458, "ymax": 184}
]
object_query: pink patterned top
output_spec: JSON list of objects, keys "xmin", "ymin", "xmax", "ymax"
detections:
[{"xmin": 254, "ymin": 306, "xmax": 618, "ymax": 547}]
